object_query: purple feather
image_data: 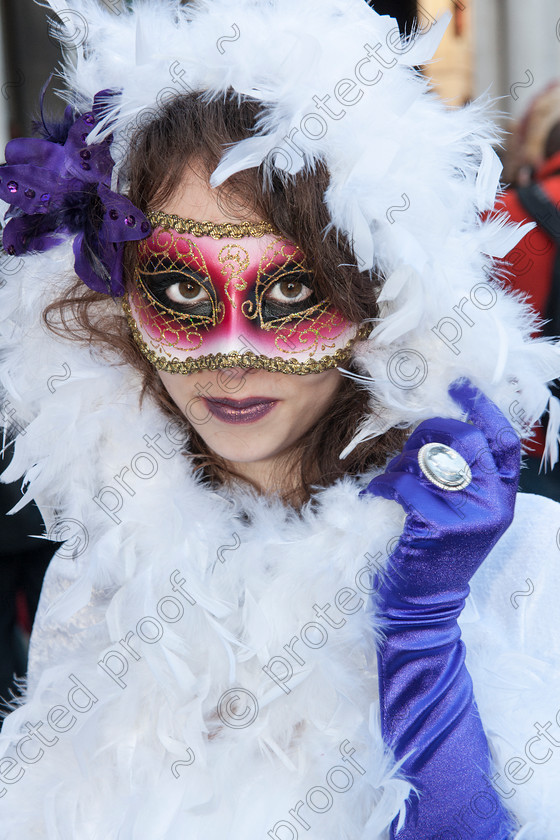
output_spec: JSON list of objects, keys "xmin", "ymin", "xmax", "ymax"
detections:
[
  {"xmin": 0, "ymin": 85, "xmax": 151, "ymax": 296},
  {"xmin": 31, "ymin": 75, "xmax": 75, "ymax": 145}
]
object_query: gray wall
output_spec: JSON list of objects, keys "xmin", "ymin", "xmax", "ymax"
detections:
[
  {"xmin": 473, "ymin": 0, "xmax": 560, "ymax": 125},
  {"xmin": 1, "ymin": 0, "xmax": 65, "ymax": 141}
]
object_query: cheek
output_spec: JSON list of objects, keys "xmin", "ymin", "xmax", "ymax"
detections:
[
  {"xmin": 291, "ymin": 371, "xmax": 342, "ymax": 417},
  {"xmin": 158, "ymin": 371, "xmax": 197, "ymax": 413},
  {"xmin": 307, "ymin": 370, "xmax": 342, "ymax": 399}
]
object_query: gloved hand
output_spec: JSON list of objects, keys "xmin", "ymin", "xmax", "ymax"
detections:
[{"xmin": 360, "ymin": 378, "xmax": 520, "ymax": 839}]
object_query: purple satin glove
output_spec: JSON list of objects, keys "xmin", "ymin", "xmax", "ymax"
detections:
[{"xmin": 360, "ymin": 379, "xmax": 520, "ymax": 839}]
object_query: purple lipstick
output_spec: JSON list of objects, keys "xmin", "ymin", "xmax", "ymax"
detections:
[{"xmin": 204, "ymin": 396, "xmax": 279, "ymax": 424}]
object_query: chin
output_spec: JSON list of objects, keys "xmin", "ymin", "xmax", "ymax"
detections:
[{"xmin": 203, "ymin": 429, "xmax": 287, "ymax": 464}]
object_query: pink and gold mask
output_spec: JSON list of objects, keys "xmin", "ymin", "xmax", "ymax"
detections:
[{"xmin": 122, "ymin": 211, "xmax": 370, "ymax": 375}]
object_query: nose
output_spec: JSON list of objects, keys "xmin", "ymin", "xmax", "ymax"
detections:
[
  {"xmin": 215, "ymin": 366, "xmax": 256, "ymax": 392},
  {"xmin": 228, "ymin": 366, "xmax": 258, "ymax": 377}
]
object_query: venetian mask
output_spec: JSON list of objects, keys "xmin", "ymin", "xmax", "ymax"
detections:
[{"xmin": 122, "ymin": 211, "xmax": 371, "ymax": 375}]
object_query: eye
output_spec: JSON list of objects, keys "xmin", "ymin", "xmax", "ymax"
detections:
[
  {"xmin": 165, "ymin": 279, "xmax": 210, "ymax": 305},
  {"xmin": 259, "ymin": 269, "xmax": 321, "ymax": 323},
  {"xmin": 137, "ymin": 265, "xmax": 214, "ymax": 318},
  {"xmin": 265, "ymin": 279, "xmax": 313, "ymax": 304}
]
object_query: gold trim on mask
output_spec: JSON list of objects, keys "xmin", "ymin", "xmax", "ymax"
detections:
[
  {"xmin": 146, "ymin": 211, "xmax": 281, "ymax": 240},
  {"xmin": 122, "ymin": 294, "xmax": 372, "ymax": 375},
  {"xmin": 135, "ymin": 235, "xmax": 223, "ymax": 327}
]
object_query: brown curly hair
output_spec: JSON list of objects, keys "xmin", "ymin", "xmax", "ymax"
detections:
[{"xmin": 43, "ymin": 91, "xmax": 409, "ymax": 510}]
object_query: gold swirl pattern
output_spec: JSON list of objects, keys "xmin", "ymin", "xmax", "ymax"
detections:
[
  {"xmin": 217, "ymin": 244, "xmax": 250, "ymax": 308},
  {"xmin": 125, "ymin": 221, "xmax": 371, "ymax": 373}
]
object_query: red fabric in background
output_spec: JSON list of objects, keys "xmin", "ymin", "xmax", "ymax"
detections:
[
  {"xmin": 16, "ymin": 589, "xmax": 32, "ymax": 636},
  {"xmin": 493, "ymin": 149, "xmax": 560, "ymax": 457}
]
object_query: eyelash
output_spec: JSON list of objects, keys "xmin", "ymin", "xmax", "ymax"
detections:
[
  {"xmin": 165, "ymin": 277, "xmax": 314, "ymax": 307},
  {"xmin": 165, "ymin": 280, "xmax": 206, "ymax": 305}
]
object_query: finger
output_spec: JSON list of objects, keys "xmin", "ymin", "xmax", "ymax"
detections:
[
  {"xmin": 405, "ymin": 417, "xmax": 487, "ymax": 458},
  {"xmin": 401, "ymin": 416, "xmax": 515, "ymax": 492},
  {"xmin": 404, "ymin": 417, "xmax": 499, "ymax": 484},
  {"xmin": 448, "ymin": 379, "xmax": 520, "ymax": 480},
  {"xmin": 361, "ymin": 470, "xmax": 463, "ymax": 528}
]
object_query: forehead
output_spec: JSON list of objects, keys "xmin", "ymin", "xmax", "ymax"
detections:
[{"xmin": 137, "ymin": 226, "xmax": 307, "ymax": 269}]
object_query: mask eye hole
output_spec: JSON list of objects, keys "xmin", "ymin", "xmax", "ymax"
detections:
[
  {"xmin": 136, "ymin": 261, "xmax": 215, "ymax": 319},
  {"xmin": 165, "ymin": 279, "xmax": 210, "ymax": 306},
  {"xmin": 259, "ymin": 263, "xmax": 324, "ymax": 322},
  {"xmin": 265, "ymin": 279, "xmax": 314, "ymax": 304}
]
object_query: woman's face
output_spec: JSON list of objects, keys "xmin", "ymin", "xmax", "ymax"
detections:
[
  {"xmin": 138, "ymin": 162, "xmax": 348, "ymax": 489},
  {"xmin": 159, "ymin": 362, "xmax": 342, "ymax": 473}
]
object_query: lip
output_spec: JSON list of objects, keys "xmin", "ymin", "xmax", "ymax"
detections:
[
  {"xmin": 203, "ymin": 397, "xmax": 278, "ymax": 424},
  {"xmin": 206, "ymin": 397, "xmax": 276, "ymax": 408}
]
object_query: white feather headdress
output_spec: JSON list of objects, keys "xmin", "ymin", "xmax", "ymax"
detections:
[{"xmin": 6, "ymin": 0, "xmax": 560, "ymax": 461}]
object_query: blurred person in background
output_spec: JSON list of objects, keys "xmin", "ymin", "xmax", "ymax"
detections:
[
  {"xmin": 495, "ymin": 82, "xmax": 560, "ymax": 501},
  {"xmin": 0, "ymin": 443, "xmax": 56, "ymax": 718}
]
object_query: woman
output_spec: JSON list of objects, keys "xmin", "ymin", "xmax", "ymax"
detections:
[{"xmin": 1, "ymin": 1, "xmax": 560, "ymax": 838}]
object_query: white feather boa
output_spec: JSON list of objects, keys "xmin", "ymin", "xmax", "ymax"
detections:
[{"xmin": 0, "ymin": 248, "xmax": 560, "ymax": 839}]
